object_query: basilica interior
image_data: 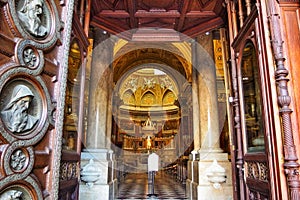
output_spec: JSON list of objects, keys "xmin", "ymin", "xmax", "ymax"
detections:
[
  {"xmin": 64, "ymin": 30, "xmax": 234, "ymax": 199},
  {"xmin": 0, "ymin": 0, "xmax": 300, "ymax": 199}
]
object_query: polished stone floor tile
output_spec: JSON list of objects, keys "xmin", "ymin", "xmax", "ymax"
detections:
[{"xmin": 117, "ymin": 172, "xmax": 187, "ymax": 200}]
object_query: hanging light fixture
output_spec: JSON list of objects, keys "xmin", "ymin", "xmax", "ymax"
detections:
[{"xmin": 142, "ymin": 115, "xmax": 156, "ymax": 131}]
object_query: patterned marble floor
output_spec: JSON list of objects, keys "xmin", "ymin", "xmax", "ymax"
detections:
[{"xmin": 116, "ymin": 172, "xmax": 187, "ymax": 200}]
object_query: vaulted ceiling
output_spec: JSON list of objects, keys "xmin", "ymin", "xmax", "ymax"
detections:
[
  {"xmin": 113, "ymin": 45, "xmax": 191, "ymax": 82},
  {"xmin": 90, "ymin": 0, "xmax": 227, "ymax": 40}
]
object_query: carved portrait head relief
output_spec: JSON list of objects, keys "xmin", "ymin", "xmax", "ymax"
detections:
[
  {"xmin": 1, "ymin": 84, "xmax": 39, "ymax": 133},
  {"xmin": 17, "ymin": 0, "xmax": 49, "ymax": 38}
]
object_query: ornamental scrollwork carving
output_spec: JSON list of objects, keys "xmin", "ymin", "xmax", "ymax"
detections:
[
  {"xmin": 259, "ymin": 162, "xmax": 269, "ymax": 181},
  {"xmin": 124, "ymin": 78, "xmax": 138, "ymax": 92},
  {"xmin": 160, "ymin": 76, "xmax": 174, "ymax": 90},
  {"xmin": 246, "ymin": 161, "xmax": 269, "ymax": 181},
  {"xmin": 285, "ymin": 168, "xmax": 300, "ymax": 181},
  {"xmin": 23, "ymin": 47, "xmax": 37, "ymax": 68},
  {"xmin": 10, "ymin": 149, "xmax": 27, "ymax": 171},
  {"xmin": 60, "ymin": 161, "xmax": 79, "ymax": 181},
  {"xmin": 16, "ymin": 40, "xmax": 44, "ymax": 75}
]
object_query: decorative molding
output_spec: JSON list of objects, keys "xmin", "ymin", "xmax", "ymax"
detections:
[
  {"xmin": 246, "ymin": 161, "xmax": 269, "ymax": 181},
  {"xmin": 3, "ymin": 145, "xmax": 34, "ymax": 176},
  {"xmin": 60, "ymin": 161, "xmax": 79, "ymax": 181},
  {"xmin": 267, "ymin": 1, "xmax": 300, "ymax": 199},
  {"xmin": 120, "ymin": 72, "xmax": 178, "ymax": 104},
  {"xmin": 80, "ymin": 159, "xmax": 104, "ymax": 186},
  {"xmin": 143, "ymin": 78, "xmax": 156, "ymax": 89},
  {"xmin": 205, "ymin": 159, "xmax": 226, "ymax": 189},
  {"xmin": 10, "ymin": 149, "xmax": 27, "ymax": 171},
  {"xmin": 2, "ymin": 6, "xmax": 18, "ymax": 36},
  {"xmin": 15, "ymin": 40, "xmax": 45, "ymax": 74},
  {"xmin": 25, "ymin": 175, "xmax": 43, "ymax": 199},
  {"xmin": 51, "ymin": 0, "xmax": 75, "ymax": 198},
  {"xmin": 225, "ymin": 1, "xmax": 246, "ymax": 197},
  {"xmin": 259, "ymin": 162, "xmax": 269, "ymax": 181},
  {"xmin": 124, "ymin": 78, "xmax": 138, "ymax": 92},
  {"xmin": 0, "ymin": 146, "xmax": 35, "ymax": 193}
]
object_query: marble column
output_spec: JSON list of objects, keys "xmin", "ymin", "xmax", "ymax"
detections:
[
  {"xmin": 186, "ymin": 34, "xmax": 232, "ymax": 200},
  {"xmin": 196, "ymin": 34, "xmax": 222, "ymax": 154},
  {"xmin": 191, "ymin": 41, "xmax": 201, "ymax": 151},
  {"xmin": 86, "ymin": 31, "xmax": 113, "ymax": 149},
  {"xmin": 79, "ymin": 29, "xmax": 117, "ymax": 200}
]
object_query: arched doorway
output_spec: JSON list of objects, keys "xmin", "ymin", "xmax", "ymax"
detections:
[
  {"xmin": 0, "ymin": 1, "xmax": 299, "ymax": 199},
  {"xmin": 112, "ymin": 66, "xmax": 190, "ymax": 168},
  {"xmin": 112, "ymin": 66, "xmax": 190, "ymax": 199},
  {"xmin": 111, "ymin": 43, "xmax": 194, "ymax": 199},
  {"xmin": 79, "ymin": 30, "xmax": 233, "ymax": 199}
]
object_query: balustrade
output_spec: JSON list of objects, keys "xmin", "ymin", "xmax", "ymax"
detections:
[{"xmin": 226, "ymin": 0, "xmax": 256, "ymax": 37}]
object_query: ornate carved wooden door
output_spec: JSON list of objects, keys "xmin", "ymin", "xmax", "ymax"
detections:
[
  {"xmin": 0, "ymin": 0, "xmax": 87, "ymax": 199},
  {"xmin": 230, "ymin": 6, "xmax": 276, "ymax": 200}
]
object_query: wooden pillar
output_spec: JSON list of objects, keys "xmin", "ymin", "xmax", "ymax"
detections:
[{"xmin": 267, "ymin": 1, "xmax": 300, "ymax": 199}]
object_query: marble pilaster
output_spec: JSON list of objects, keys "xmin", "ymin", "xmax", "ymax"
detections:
[
  {"xmin": 192, "ymin": 41, "xmax": 200, "ymax": 151},
  {"xmin": 79, "ymin": 30, "xmax": 117, "ymax": 200},
  {"xmin": 196, "ymin": 34, "xmax": 222, "ymax": 152},
  {"xmin": 86, "ymin": 30, "xmax": 114, "ymax": 149},
  {"xmin": 186, "ymin": 34, "xmax": 232, "ymax": 199}
]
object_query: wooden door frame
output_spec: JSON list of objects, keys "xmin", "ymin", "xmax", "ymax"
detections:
[
  {"xmin": 58, "ymin": 8, "xmax": 89, "ymax": 199},
  {"xmin": 230, "ymin": 5, "xmax": 280, "ymax": 199}
]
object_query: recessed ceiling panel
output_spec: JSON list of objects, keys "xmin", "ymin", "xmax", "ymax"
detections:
[{"xmin": 91, "ymin": 0, "xmax": 226, "ymax": 39}]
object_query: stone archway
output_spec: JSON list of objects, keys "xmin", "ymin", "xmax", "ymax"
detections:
[{"xmin": 79, "ymin": 29, "xmax": 233, "ymax": 200}]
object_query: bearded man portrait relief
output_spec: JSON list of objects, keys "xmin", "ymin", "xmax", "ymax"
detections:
[
  {"xmin": 17, "ymin": 0, "xmax": 48, "ymax": 37},
  {"xmin": 1, "ymin": 85, "xmax": 38, "ymax": 133}
]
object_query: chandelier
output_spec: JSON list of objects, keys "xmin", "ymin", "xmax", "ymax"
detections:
[{"xmin": 142, "ymin": 115, "xmax": 156, "ymax": 131}]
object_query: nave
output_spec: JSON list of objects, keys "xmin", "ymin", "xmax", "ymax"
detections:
[{"xmin": 117, "ymin": 171, "xmax": 187, "ymax": 200}]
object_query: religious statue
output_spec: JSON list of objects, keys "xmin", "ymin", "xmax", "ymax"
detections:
[
  {"xmin": 17, "ymin": 0, "xmax": 48, "ymax": 37},
  {"xmin": 146, "ymin": 136, "xmax": 152, "ymax": 150},
  {"xmin": 1, "ymin": 85, "xmax": 38, "ymax": 133}
]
